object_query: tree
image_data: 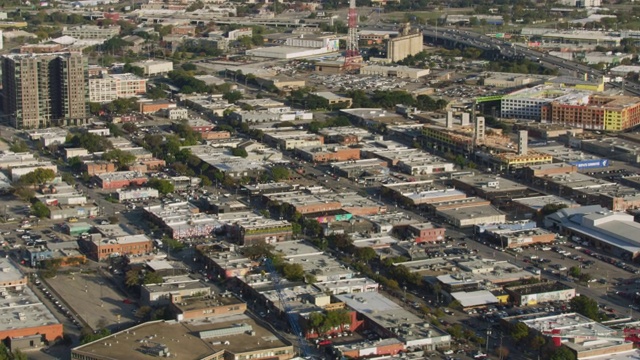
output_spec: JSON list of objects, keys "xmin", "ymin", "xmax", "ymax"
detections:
[
  {"xmin": 510, "ymin": 322, "xmax": 529, "ymax": 341},
  {"xmin": 242, "ymin": 240, "xmax": 275, "ymax": 260},
  {"xmin": 355, "ymin": 247, "xmax": 377, "ymax": 262},
  {"xmin": 142, "ymin": 271, "xmax": 163, "ymax": 284},
  {"xmin": 122, "ymin": 122, "xmax": 138, "ymax": 134},
  {"xmin": 271, "ymin": 166, "xmax": 289, "ymax": 181},
  {"xmin": 125, "ymin": 269, "xmax": 141, "ymax": 287},
  {"xmin": 569, "ymin": 266, "xmax": 581, "ymax": 278},
  {"xmin": 550, "ymin": 346, "xmax": 577, "ymax": 360},
  {"xmin": 31, "ymin": 202, "xmax": 50, "ymax": 219},
  {"xmin": 9, "ymin": 140, "xmax": 29, "ymax": 153},
  {"xmin": 231, "ymin": 147, "xmax": 248, "ymax": 158},
  {"xmin": 148, "ymin": 178, "xmax": 175, "ymax": 195},
  {"xmin": 570, "ymin": 295, "xmax": 604, "ymax": 321},
  {"xmin": 80, "ymin": 328, "xmax": 111, "ymax": 345},
  {"xmin": 223, "ymin": 91, "xmax": 243, "ymax": 103},
  {"xmin": 282, "ymin": 263, "xmax": 305, "ymax": 281},
  {"xmin": 541, "ymin": 203, "xmax": 568, "ymax": 216},
  {"xmin": 67, "ymin": 132, "xmax": 113, "ymax": 153},
  {"xmin": 108, "ymin": 216, "xmax": 119, "ymax": 224},
  {"xmin": 102, "ymin": 149, "xmax": 136, "ymax": 170},
  {"xmin": 163, "ymin": 237, "xmax": 185, "ymax": 252},
  {"xmin": 12, "ymin": 186, "xmax": 35, "ymax": 201},
  {"xmin": 19, "ymin": 168, "xmax": 56, "ymax": 188}
]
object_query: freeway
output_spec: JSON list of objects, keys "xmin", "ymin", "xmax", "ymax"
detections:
[{"xmin": 421, "ymin": 26, "xmax": 640, "ymax": 96}]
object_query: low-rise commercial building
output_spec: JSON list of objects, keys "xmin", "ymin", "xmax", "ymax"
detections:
[
  {"xmin": 228, "ymin": 219, "xmax": 293, "ymax": 246},
  {"xmin": 62, "ymin": 25, "xmax": 120, "ymax": 39},
  {"xmin": 85, "ymin": 234, "xmax": 153, "ymax": 261},
  {"xmin": 263, "ymin": 129, "xmax": 324, "ymax": 150},
  {"xmin": 141, "ymin": 276, "xmax": 211, "ymax": 306},
  {"xmin": 505, "ymin": 281, "xmax": 576, "ymax": 306},
  {"xmin": 477, "ymin": 221, "xmax": 556, "ymax": 248},
  {"xmin": 169, "ymin": 293, "xmax": 246, "ymax": 321},
  {"xmin": 295, "ymin": 146, "xmax": 360, "ymax": 163},
  {"xmin": 517, "ymin": 312, "xmax": 632, "ymax": 359},
  {"xmin": 95, "ymin": 171, "xmax": 147, "ymax": 189},
  {"xmin": 433, "ymin": 198, "xmax": 506, "ymax": 228},
  {"xmin": 545, "ymin": 205, "xmax": 640, "ymax": 261},
  {"xmin": 114, "ymin": 188, "xmax": 159, "ymax": 202},
  {"xmin": 0, "ymin": 259, "xmax": 62, "ymax": 346},
  {"xmin": 360, "ymin": 65, "xmax": 430, "ymax": 79},
  {"xmin": 71, "ymin": 317, "xmax": 295, "ymax": 360},
  {"xmin": 131, "ymin": 59, "xmax": 174, "ymax": 76},
  {"xmin": 382, "ymin": 181, "xmax": 467, "ymax": 206}
]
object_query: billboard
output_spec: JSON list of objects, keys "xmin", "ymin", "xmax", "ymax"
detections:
[{"xmin": 569, "ymin": 159, "xmax": 609, "ymax": 170}]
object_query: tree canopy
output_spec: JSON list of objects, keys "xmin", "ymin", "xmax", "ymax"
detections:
[
  {"xmin": 148, "ymin": 178, "xmax": 175, "ymax": 195},
  {"xmin": 102, "ymin": 149, "xmax": 136, "ymax": 170},
  {"xmin": 67, "ymin": 133, "xmax": 113, "ymax": 153},
  {"xmin": 19, "ymin": 168, "xmax": 56, "ymax": 187}
]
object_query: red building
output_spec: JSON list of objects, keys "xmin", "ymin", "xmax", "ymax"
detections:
[
  {"xmin": 407, "ymin": 222, "xmax": 446, "ymax": 243},
  {"xmin": 95, "ymin": 171, "xmax": 148, "ymax": 189}
]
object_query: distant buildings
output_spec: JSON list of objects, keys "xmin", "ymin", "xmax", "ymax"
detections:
[
  {"xmin": 541, "ymin": 95, "xmax": 640, "ymax": 131},
  {"xmin": 61, "ymin": 25, "xmax": 120, "ymax": 40},
  {"xmin": 386, "ymin": 23, "xmax": 422, "ymax": 62},
  {"xmin": 2, "ymin": 52, "xmax": 89, "ymax": 129}
]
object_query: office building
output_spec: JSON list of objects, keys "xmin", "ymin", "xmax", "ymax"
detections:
[
  {"xmin": 2, "ymin": 52, "xmax": 88, "ymax": 129},
  {"xmin": 501, "ymin": 85, "xmax": 591, "ymax": 121},
  {"xmin": 88, "ymin": 73, "xmax": 147, "ymax": 103},
  {"xmin": 61, "ymin": 25, "xmax": 120, "ymax": 40}
]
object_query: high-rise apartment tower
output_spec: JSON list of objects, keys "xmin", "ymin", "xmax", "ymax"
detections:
[{"xmin": 2, "ymin": 52, "xmax": 88, "ymax": 129}]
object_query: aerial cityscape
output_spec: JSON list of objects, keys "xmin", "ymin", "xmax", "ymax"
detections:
[{"xmin": 0, "ymin": 0, "xmax": 639, "ymax": 359}]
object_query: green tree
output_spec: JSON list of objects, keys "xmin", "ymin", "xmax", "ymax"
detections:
[
  {"xmin": 148, "ymin": 178, "xmax": 175, "ymax": 195},
  {"xmin": 242, "ymin": 240, "xmax": 275, "ymax": 260},
  {"xmin": 102, "ymin": 149, "xmax": 136, "ymax": 170},
  {"xmin": 88, "ymin": 102, "xmax": 102, "ymax": 115},
  {"xmin": 80, "ymin": 328, "xmax": 111, "ymax": 345},
  {"xmin": 231, "ymin": 147, "xmax": 248, "ymax": 158},
  {"xmin": 108, "ymin": 216, "xmax": 119, "ymax": 224},
  {"xmin": 550, "ymin": 346, "xmax": 577, "ymax": 360},
  {"xmin": 68, "ymin": 156, "xmax": 83, "ymax": 171},
  {"xmin": 19, "ymin": 168, "xmax": 56, "ymax": 187},
  {"xmin": 9, "ymin": 140, "xmax": 29, "ymax": 153},
  {"xmin": 143, "ymin": 271, "xmax": 163, "ymax": 284},
  {"xmin": 355, "ymin": 247, "xmax": 377, "ymax": 262},
  {"xmin": 282, "ymin": 263, "xmax": 305, "ymax": 281},
  {"xmin": 31, "ymin": 202, "xmax": 50, "ymax": 219},
  {"xmin": 271, "ymin": 166, "xmax": 289, "ymax": 181},
  {"xmin": 123, "ymin": 63, "xmax": 145, "ymax": 77},
  {"xmin": 570, "ymin": 295, "xmax": 604, "ymax": 321},
  {"xmin": 510, "ymin": 322, "xmax": 529, "ymax": 341},
  {"xmin": 125, "ymin": 269, "xmax": 140, "ymax": 287},
  {"xmin": 541, "ymin": 203, "xmax": 568, "ymax": 216},
  {"xmin": 67, "ymin": 132, "xmax": 113, "ymax": 152},
  {"xmin": 122, "ymin": 122, "xmax": 138, "ymax": 134},
  {"xmin": 569, "ymin": 266, "xmax": 581, "ymax": 278},
  {"xmin": 163, "ymin": 237, "xmax": 185, "ymax": 252},
  {"xmin": 223, "ymin": 91, "xmax": 243, "ymax": 103},
  {"xmin": 12, "ymin": 186, "xmax": 35, "ymax": 201}
]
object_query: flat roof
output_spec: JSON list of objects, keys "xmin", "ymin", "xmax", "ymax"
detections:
[
  {"xmin": 512, "ymin": 195, "xmax": 578, "ymax": 210},
  {"xmin": 0, "ymin": 258, "xmax": 26, "ymax": 284},
  {"xmin": 437, "ymin": 204, "xmax": 504, "ymax": 221},
  {"xmin": 452, "ymin": 173, "xmax": 528, "ymax": 193},
  {"xmin": 72, "ymin": 316, "xmax": 291, "ymax": 360},
  {"xmin": 0, "ymin": 287, "xmax": 60, "ymax": 332},
  {"xmin": 451, "ymin": 290, "xmax": 499, "ymax": 308}
]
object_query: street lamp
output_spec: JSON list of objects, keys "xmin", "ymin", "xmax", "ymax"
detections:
[{"xmin": 486, "ymin": 328, "xmax": 491, "ymax": 352}]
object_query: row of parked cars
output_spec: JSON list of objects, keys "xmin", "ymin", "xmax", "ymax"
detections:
[{"xmin": 36, "ymin": 278, "xmax": 82, "ymax": 329}]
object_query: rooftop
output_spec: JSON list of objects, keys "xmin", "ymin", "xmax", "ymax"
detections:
[
  {"xmin": 72, "ymin": 316, "xmax": 291, "ymax": 360},
  {"xmin": 0, "ymin": 287, "xmax": 60, "ymax": 332}
]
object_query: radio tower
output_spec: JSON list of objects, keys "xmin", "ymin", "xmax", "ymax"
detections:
[{"xmin": 344, "ymin": 0, "xmax": 362, "ymax": 70}]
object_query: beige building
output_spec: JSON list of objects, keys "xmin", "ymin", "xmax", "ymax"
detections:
[
  {"xmin": 360, "ymin": 65, "xmax": 429, "ymax": 79},
  {"xmin": 62, "ymin": 25, "xmax": 120, "ymax": 40},
  {"xmin": 131, "ymin": 59, "xmax": 174, "ymax": 76},
  {"xmin": 88, "ymin": 73, "xmax": 147, "ymax": 103},
  {"xmin": 2, "ymin": 52, "xmax": 88, "ymax": 129},
  {"xmin": 387, "ymin": 24, "xmax": 423, "ymax": 62}
]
